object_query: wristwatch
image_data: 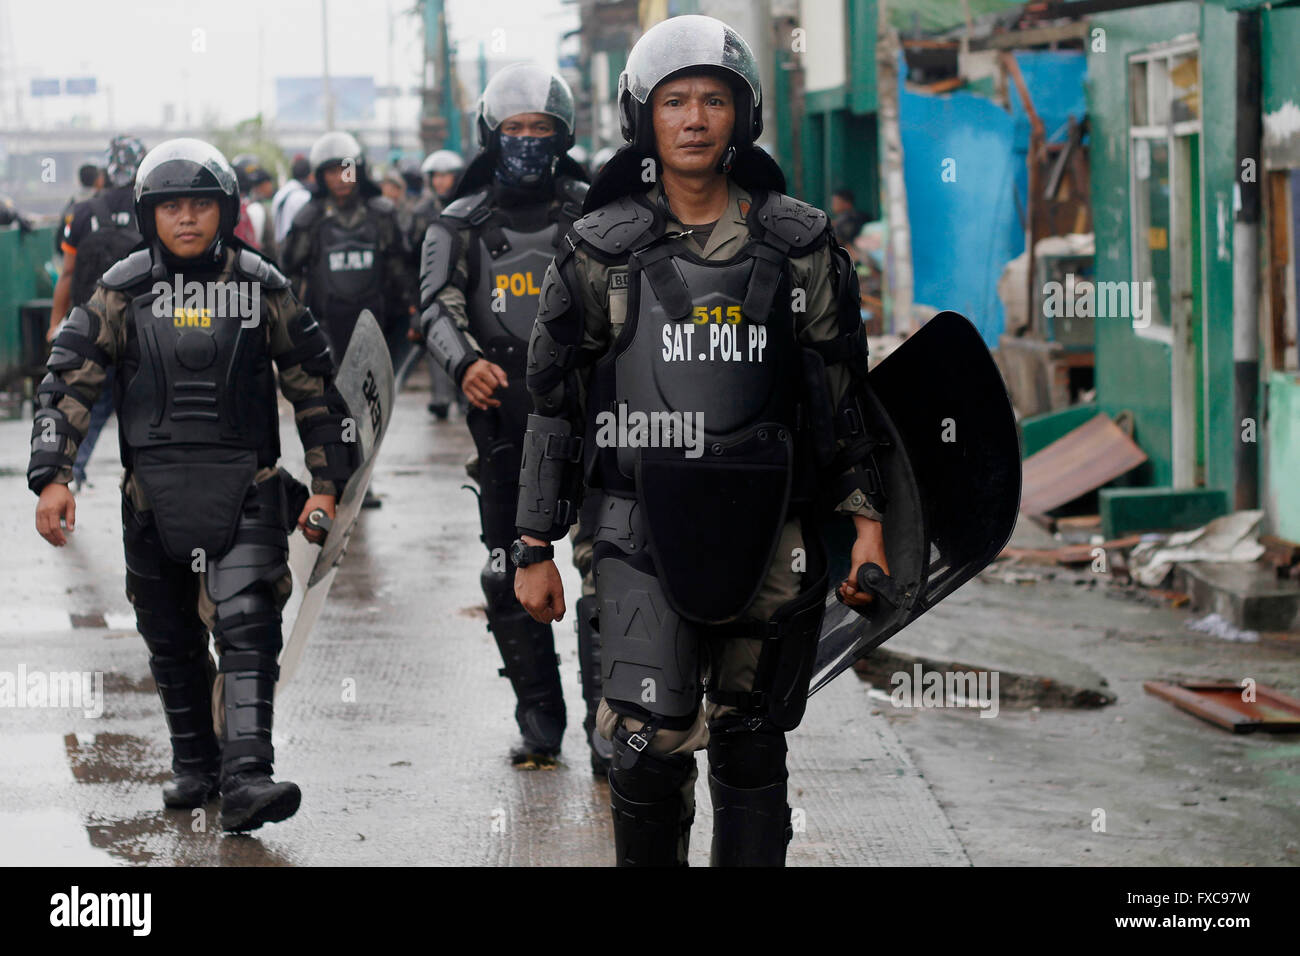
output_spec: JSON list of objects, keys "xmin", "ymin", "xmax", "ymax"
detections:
[{"xmin": 510, "ymin": 538, "xmax": 555, "ymax": 568}]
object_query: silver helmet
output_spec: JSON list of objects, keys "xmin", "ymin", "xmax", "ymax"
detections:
[
  {"xmin": 617, "ymin": 15, "xmax": 762, "ymax": 151},
  {"xmin": 477, "ymin": 63, "xmax": 576, "ymax": 149},
  {"xmin": 309, "ymin": 131, "xmax": 365, "ymax": 178},
  {"xmin": 421, "ymin": 149, "xmax": 465, "ymax": 175}
]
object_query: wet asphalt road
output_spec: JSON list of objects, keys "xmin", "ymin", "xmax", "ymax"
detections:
[{"xmin": 0, "ymin": 376, "xmax": 966, "ymax": 866}]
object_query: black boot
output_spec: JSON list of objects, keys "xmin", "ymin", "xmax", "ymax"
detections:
[
  {"xmin": 220, "ymin": 772, "xmax": 301, "ymax": 832},
  {"xmin": 575, "ymin": 596, "xmax": 614, "ymax": 775},
  {"xmin": 215, "ymin": 600, "xmax": 299, "ymax": 832},
  {"xmin": 483, "ymin": 565, "xmax": 566, "ymax": 768},
  {"xmin": 148, "ymin": 649, "xmax": 221, "ymax": 809},
  {"xmin": 608, "ymin": 724, "xmax": 695, "ymax": 866},
  {"xmin": 708, "ymin": 776, "xmax": 792, "ymax": 866},
  {"xmin": 706, "ymin": 718, "xmax": 792, "ymax": 866}
]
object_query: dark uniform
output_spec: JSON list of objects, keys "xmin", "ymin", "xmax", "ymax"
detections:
[
  {"xmin": 280, "ymin": 132, "xmax": 414, "ymax": 361},
  {"xmin": 418, "ymin": 63, "xmax": 605, "ymax": 769},
  {"xmin": 29, "ymin": 139, "xmax": 356, "ymax": 831},
  {"xmin": 513, "ymin": 16, "xmax": 887, "ymax": 865}
]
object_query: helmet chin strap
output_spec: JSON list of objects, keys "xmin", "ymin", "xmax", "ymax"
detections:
[{"xmin": 716, "ymin": 145, "xmax": 737, "ymax": 175}]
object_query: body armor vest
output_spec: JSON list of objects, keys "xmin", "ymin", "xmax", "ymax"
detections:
[
  {"xmin": 309, "ymin": 209, "xmax": 384, "ymax": 351},
  {"xmin": 465, "ymin": 212, "xmax": 562, "ymax": 378},
  {"xmin": 594, "ymin": 231, "xmax": 802, "ymax": 624},
  {"xmin": 117, "ymin": 276, "xmax": 279, "ymax": 564}
]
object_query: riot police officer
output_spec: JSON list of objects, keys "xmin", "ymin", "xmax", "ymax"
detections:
[
  {"xmin": 512, "ymin": 15, "xmax": 891, "ymax": 865},
  {"xmin": 417, "ymin": 64, "xmax": 597, "ymax": 770},
  {"xmin": 29, "ymin": 138, "xmax": 356, "ymax": 832},
  {"xmin": 409, "ymin": 149, "xmax": 465, "ymax": 418},
  {"xmin": 281, "ymin": 131, "xmax": 414, "ymax": 362}
]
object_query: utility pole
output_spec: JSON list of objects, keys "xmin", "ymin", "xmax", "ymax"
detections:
[{"xmin": 322, "ymin": 0, "xmax": 335, "ymax": 129}]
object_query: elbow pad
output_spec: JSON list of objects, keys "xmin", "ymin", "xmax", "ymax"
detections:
[
  {"xmin": 279, "ymin": 308, "xmax": 335, "ymax": 378},
  {"xmin": 525, "ymin": 254, "xmax": 585, "ymax": 414},
  {"xmin": 47, "ymin": 306, "xmax": 110, "ymax": 372},
  {"xmin": 515, "ymin": 414, "xmax": 584, "ymax": 540},
  {"xmin": 422, "ymin": 304, "xmax": 478, "ymax": 386}
]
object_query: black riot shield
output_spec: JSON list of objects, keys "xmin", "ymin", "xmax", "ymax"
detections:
[{"xmin": 810, "ymin": 311, "xmax": 1022, "ymax": 695}]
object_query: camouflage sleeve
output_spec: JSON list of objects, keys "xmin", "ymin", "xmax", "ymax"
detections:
[
  {"xmin": 791, "ymin": 239, "xmax": 884, "ymax": 522},
  {"xmin": 266, "ymin": 287, "xmax": 354, "ymax": 498},
  {"xmin": 27, "ymin": 286, "xmax": 125, "ymax": 493}
]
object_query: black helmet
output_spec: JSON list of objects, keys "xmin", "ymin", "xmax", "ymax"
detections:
[
  {"xmin": 105, "ymin": 135, "xmax": 147, "ymax": 187},
  {"xmin": 476, "ymin": 63, "xmax": 576, "ymax": 151},
  {"xmin": 618, "ymin": 15, "xmax": 762, "ymax": 154},
  {"xmin": 231, "ymin": 153, "xmax": 271, "ymax": 194},
  {"xmin": 133, "ymin": 138, "xmax": 241, "ymax": 245}
]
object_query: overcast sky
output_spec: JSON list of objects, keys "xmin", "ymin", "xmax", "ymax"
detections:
[{"xmin": 6, "ymin": 0, "xmax": 578, "ymax": 128}]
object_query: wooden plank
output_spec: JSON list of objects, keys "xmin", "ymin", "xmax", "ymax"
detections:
[
  {"xmin": 1020, "ymin": 413, "xmax": 1148, "ymax": 516},
  {"xmin": 1268, "ymin": 170, "xmax": 1291, "ymax": 372},
  {"xmin": 1144, "ymin": 681, "xmax": 1300, "ymax": 733},
  {"xmin": 978, "ymin": 23, "xmax": 1089, "ymax": 50}
]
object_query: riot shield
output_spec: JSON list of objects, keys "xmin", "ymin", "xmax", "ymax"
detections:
[
  {"xmin": 810, "ymin": 311, "xmax": 1022, "ymax": 695},
  {"xmin": 278, "ymin": 310, "xmax": 395, "ymax": 687}
]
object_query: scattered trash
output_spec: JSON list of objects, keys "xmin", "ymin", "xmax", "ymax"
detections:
[
  {"xmin": 1185, "ymin": 612, "xmax": 1260, "ymax": 643},
  {"xmin": 1129, "ymin": 511, "xmax": 1267, "ymax": 588},
  {"xmin": 1144, "ymin": 681, "xmax": 1300, "ymax": 733}
]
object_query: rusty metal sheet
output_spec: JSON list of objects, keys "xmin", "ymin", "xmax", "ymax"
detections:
[
  {"xmin": 1019, "ymin": 413, "xmax": 1147, "ymax": 516},
  {"xmin": 1143, "ymin": 681, "xmax": 1300, "ymax": 733}
]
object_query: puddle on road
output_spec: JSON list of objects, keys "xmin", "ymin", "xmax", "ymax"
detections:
[{"xmin": 64, "ymin": 732, "xmax": 169, "ymax": 786}]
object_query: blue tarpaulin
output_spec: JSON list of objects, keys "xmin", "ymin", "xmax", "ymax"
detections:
[{"xmin": 900, "ymin": 51, "xmax": 1086, "ymax": 345}]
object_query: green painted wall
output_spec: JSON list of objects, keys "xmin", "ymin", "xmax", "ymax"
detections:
[
  {"xmin": 1198, "ymin": 1, "xmax": 1239, "ymax": 496},
  {"xmin": 791, "ymin": 0, "xmax": 878, "ymax": 210},
  {"xmin": 1086, "ymin": 2, "xmax": 1240, "ymax": 492},
  {"xmin": 1266, "ymin": 372, "xmax": 1300, "ymax": 541},
  {"xmin": 0, "ymin": 226, "xmax": 55, "ymax": 383},
  {"xmin": 1261, "ymin": 6, "xmax": 1300, "ymax": 115}
]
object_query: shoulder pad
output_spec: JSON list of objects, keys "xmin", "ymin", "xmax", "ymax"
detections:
[
  {"xmin": 755, "ymin": 192, "xmax": 828, "ymax": 251},
  {"xmin": 572, "ymin": 195, "xmax": 655, "ymax": 255},
  {"xmin": 290, "ymin": 198, "xmax": 324, "ymax": 231},
  {"xmin": 235, "ymin": 246, "xmax": 289, "ymax": 289},
  {"xmin": 558, "ymin": 177, "xmax": 589, "ymax": 205},
  {"xmin": 439, "ymin": 188, "xmax": 491, "ymax": 224},
  {"xmin": 100, "ymin": 248, "xmax": 155, "ymax": 290},
  {"xmin": 366, "ymin": 195, "xmax": 396, "ymax": 215}
]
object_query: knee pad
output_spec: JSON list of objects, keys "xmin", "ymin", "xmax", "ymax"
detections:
[
  {"xmin": 211, "ymin": 583, "xmax": 282, "ymax": 656},
  {"xmin": 204, "ymin": 480, "xmax": 290, "ymax": 605},
  {"xmin": 707, "ymin": 714, "xmax": 788, "ymax": 790},
  {"xmin": 596, "ymin": 557, "xmax": 700, "ymax": 720}
]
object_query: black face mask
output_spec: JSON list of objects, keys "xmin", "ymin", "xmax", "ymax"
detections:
[{"xmin": 494, "ymin": 132, "xmax": 564, "ymax": 189}]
